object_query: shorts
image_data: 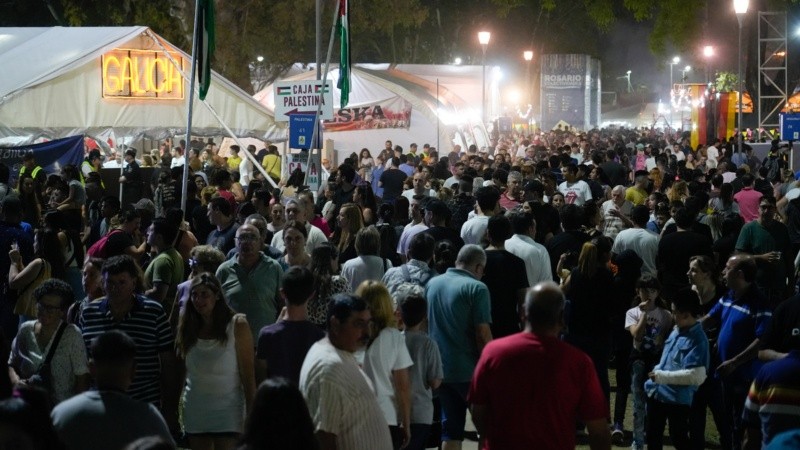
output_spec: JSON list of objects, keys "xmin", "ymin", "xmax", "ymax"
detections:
[{"xmin": 438, "ymin": 382, "xmax": 470, "ymax": 441}]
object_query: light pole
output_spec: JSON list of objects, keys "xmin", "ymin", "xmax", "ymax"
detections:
[
  {"xmin": 524, "ymin": 50, "xmax": 533, "ymax": 107},
  {"xmin": 478, "ymin": 31, "xmax": 491, "ymax": 124},
  {"xmin": 703, "ymin": 45, "xmax": 715, "ymax": 84},
  {"xmin": 735, "ymin": 0, "xmax": 749, "ymax": 156},
  {"xmin": 681, "ymin": 65, "xmax": 692, "ymax": 82},
  {"xmin": 623, "ymin": 70, "xmax": 632, "ymax": 93},
  {"xmin": 669, "ymin": 56, "xmax": 680, "ymax": 129}
]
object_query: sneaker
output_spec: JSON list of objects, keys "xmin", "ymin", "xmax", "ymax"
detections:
[
  {"xmin": 630, "ymin": 444, "xmax": 643, "ymax": 450},
  {"xmin": 611, "ymin": 423, "xmax": 624, "ymax": 445}
]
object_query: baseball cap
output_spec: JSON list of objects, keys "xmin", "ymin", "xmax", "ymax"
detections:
[{"xmin": 132, "ymin": 198, "xmax": 156, "ymax": 216}]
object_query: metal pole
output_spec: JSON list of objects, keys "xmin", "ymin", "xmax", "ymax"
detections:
[
  {"xmin": 316, "ymin": 0, "xmax": 322, "ymax": 80},
  {"xmin": 436, "ymin": 78, "xmax": 440, "ymax": 152},
  {"xmin": 482, "ymin": 47, "xmax": 487, "ymax": 125},
  {"xmin": 737, "ymin": 13, "xmax": 744, "ymax": 156},
  {"xmin": 181, "ymin": 0, "xmax": 201, "ymax": 218},
  {"xmin": 669, "ymin": 63, "xmax": 674, "ymax": 130}
]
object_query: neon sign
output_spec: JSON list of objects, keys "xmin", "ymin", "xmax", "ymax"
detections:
[{"xmin": 102, "ymin": 49, "xmax": 184, "ymax": 100}]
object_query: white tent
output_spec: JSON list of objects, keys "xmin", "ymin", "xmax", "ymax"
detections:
[
  {"xmin": 254, "ymin": 65, "xmax": 488, "ymax": 160},
  {"xmin": 0, "ymin": 26, "xmax": 286, "ymax": 146}
]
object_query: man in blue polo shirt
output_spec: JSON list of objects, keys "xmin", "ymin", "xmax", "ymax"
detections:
[
  {"xmin": 425, "ymin": 244, "xmax": 492, "ymax": 449},
  {"xmin": 702, "ymin": 255, "xmax": 772, "ymax": 450}
]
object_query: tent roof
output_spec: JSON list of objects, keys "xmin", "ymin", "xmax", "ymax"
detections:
[
  {"xmin": 255, "ymin": 65, "xmax": 480, "ymax": 124},
  {"xmin": 0, "ymin": 27, "xmax": 285, "ymax": 144}
]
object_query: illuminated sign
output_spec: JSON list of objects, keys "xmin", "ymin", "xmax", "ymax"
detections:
[{"xmin": 102, "ymin": 49, "xmax": 184, "ymax": 100}]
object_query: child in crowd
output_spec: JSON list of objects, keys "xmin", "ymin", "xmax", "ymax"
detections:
[
  {"xmin": 625, "ymin": 275, "xmax": 673, "ymax": 450},
  {"xmin": 400, "ymin": 294, "xmax": 443, "ymax": 450},
  {"xmin": 644, "ymin": 288, "xmax": 710, "ymax": 450}
]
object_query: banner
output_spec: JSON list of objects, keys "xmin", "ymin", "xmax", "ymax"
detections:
[
  {"xmin": 0, "ymin": 135, "xmax": 85, "ymax": 188},
  {"xmin": 322, "ymin": 96, "xmax": 412, "ymax": 132},
  {"xmin": 540, "ymin": 54, "xmax": 594, "ymax": 131}
]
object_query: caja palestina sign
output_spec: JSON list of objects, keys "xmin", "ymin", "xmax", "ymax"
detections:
[{"xmin": 0, "ymin": 135, "xmax": 85, "ymax": 187}]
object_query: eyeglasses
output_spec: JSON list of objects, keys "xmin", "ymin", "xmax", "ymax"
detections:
[{"xmin": 37, "ymin": 303, "xmax": 63, "ymax": 314}]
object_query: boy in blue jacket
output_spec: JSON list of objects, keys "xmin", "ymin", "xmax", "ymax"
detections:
[{"xmin": 645, "ymin": 288, "xmax": 710, "ymax": 450}]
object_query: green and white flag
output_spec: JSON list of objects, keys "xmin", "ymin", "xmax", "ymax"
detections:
[
  {"xmin": 196, "ymin": 0, "xmax": 215, "ymax": 100},
  {"xmin": 337, "ymin": 0, "xmax": 351, "ymax": 108}
]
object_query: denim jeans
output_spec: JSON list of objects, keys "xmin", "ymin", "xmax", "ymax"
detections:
[
  {"xmin": 690, "ymin": 375, "xmax": 732, "ymax": 450},
  {"xmin": 631, "ymin": 359, "xmax": 649, "ymax": 447},
  {"xmin": 646, "ymin": 397, "xmax": 691, "ymax": 450}
]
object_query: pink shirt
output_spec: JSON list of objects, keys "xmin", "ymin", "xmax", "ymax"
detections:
[{"xmin": 734, "ymin": 187, "xmax": 762, "ymax": 223}]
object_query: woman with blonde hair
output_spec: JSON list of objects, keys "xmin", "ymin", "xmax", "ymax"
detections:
[
  {"xmin": 649, "ymin": 167, "xmax": 663, "ymax": 192},
  {"xmin": 667, "ymin": 180, "xmax": 689, "ymax": 204},
  {"xmin": 332, "ymin": 203, "xmax": 364, "ymax": 264},
  {"xmin": 356, "ymin": 280, "xmax": 412, "ymax": 449},
  {"xmin": 176, "ymin": 273, "xmax": 256, "ymax": 450}
]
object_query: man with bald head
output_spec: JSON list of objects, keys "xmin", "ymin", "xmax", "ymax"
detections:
[
  {"xmin": 601, "ymin": 185, "xmax": 633, "ymax": 241},
  {"xmin": 217, "ymin": 223, "xmax": 284, "ymax": 339},
  {"xmin": 469, "ymin": 282, "xmax": 611, "ymax": 450}
]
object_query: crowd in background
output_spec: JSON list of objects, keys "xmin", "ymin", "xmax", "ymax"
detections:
[{"xmin": 0, "ymin": 126, "xmax": 798, "ymax": 450}]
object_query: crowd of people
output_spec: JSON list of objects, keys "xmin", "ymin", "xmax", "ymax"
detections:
[{"xmin": 0, "ymin": 128, "xmax": 799, "ymax": 450}]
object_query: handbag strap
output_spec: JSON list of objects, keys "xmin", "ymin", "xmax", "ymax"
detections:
[{"xmin": 40, "ymin": 321, "xmax": 67, "ymax": 370}]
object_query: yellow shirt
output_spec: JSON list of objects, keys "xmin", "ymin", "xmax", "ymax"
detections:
[
  {"xmin": 227, "ymin": 155, "xmax": 242, "ymax": 171},
  {"xmin": 625, "ymin": 186, "xmax": 648, "ymax": 206},
  {"xmin": 261, "ymin": 154, "xmax": 281, "ymax": 180}
]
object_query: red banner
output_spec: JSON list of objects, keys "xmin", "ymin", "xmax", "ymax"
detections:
[{"xmin": 322, "ymin": 96, "xmax": 412, "ymax": 132}]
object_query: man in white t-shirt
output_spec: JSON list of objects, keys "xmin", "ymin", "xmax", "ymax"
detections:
[
  {"xmin": 300, "ymin": 295, "xmax": 394, "ymax": 450},
  {"xmin": 402, "ymin": 172, "xmax": 436, "ymax": 201},
  {"xmin": 397, "ymin": 195, "xmax": 429, "ymax": 258},
  {"xmin": 706, "ymin": 141, "xmax": 720, "ymax": 169},
  {"xmin": 444, "ymin": 162, "xmax": 465, "ymax": 190},
  {"xmin": 461, "ymin": 186, "xmax": 500, "ymax": 246},
  {"xmin": 504, "ymin": 211, "xmax": 551, "ymax": 287},
  {"xmin": 611, "ymin": 206, "xmax": 659, "ymax": 275},
  {"xmin": 558, "ymin": 164, "xmax": 593, "ymax": 206}
]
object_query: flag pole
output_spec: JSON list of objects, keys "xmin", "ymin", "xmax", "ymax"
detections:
[
  {"xmin": 181, "ymin": 0, "xmax": 202, "ymax": 220},
  {"xmin": 305, "ymin": 0, "xmax": 342, "ymax": 187}
]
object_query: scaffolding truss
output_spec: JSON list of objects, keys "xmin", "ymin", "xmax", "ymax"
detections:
[{"xmin": 758, "ymin": 11, "xmax": 788, "ymax": 130}]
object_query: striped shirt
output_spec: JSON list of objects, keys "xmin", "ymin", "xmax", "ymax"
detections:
[
  {"xmin": 79, "ymin": 295, "xmax": 173, "ymax": 405},
  {"xmin": 743, "ymin": 350, "xmax": 800, "ymax": 447},
  {"xmin": 300, "ymin": 338, "xmax": 392, "ymax": 450}
]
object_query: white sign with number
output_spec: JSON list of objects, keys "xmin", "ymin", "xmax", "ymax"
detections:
[{"xmin": 273, "ymin": 80, "xmax": 334, "ymax": 122}]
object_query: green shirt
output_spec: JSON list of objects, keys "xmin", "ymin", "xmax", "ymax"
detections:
[
  {"xmin": 144, "ymin": 247, "xmax": 184, "ymax": 309},
  {"xmin": 216, "ymin": 254, "xmax": 283, "ymax": 339}
]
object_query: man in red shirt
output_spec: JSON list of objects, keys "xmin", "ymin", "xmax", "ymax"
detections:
[{"xmin": 468, "ymin": 281, "xmax": 611, "ymax": 450}]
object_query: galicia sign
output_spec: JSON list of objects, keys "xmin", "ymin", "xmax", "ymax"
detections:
[{"xmin": 273, "ymin": 80, "xmax": 334, "ymax": 122}]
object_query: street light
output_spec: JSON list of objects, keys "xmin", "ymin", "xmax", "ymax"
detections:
[
  {"xmin": 681, "ymin": 65, "xmax": 692, "ymax": 82},
  {"xmin": 703, "ymin": 45, "xmax": 715, "ymax": 83},
  {"xmin": 478, "ymin": 31, "xmax": 491, "ymax": 124},
  {"xmin": 523, "ymin": 50, "xmax": 533, "ymax": 107},
  {"xmin": 735, "ymin": 0, "xmax": 749, "ymax": 157},
  {"xmin": 669, "ymin": 56, "xmax": 680, "ymax": 129}
]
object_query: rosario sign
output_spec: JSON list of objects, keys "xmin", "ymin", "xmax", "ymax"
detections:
[{"xmin": 102, "ymin": 49, "xmax": 184, "ymax": 99}]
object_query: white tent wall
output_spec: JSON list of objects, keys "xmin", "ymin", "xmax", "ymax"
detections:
[
  {"xmin": 0, "ymin": 27, "xmax": 286, "ymax": 145},
  {"xmin": 255, "ymin": 65, "xmax": 487, "ymax": 164}
]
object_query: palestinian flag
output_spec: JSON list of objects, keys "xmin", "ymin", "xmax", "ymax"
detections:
[
  {"xmin": 337, "ymin": 0, "xmax": 351, "ymax": 108},
  {"xmin": 196, "ymin": 0, "xmax": 215, "ymax": 100}
]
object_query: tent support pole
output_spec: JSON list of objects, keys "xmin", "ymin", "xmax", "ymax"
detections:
[
  {"xmin": 145, "ymin": 29, "xmax": 280, "ymax": 191},
  {"xmin": 436, "ymin": 78, "xmax": 440, "ymax": 153},
  {"xmin": 305, "ymin": 0, "xmax": 341, "ymax": 188},
  {"xmin": 181, "ymin": 0, "xmax": 201, "ymax": 219}
]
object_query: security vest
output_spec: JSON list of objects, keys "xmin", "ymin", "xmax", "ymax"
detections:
[
  {"xmin": 80, "ymin": 160, "xmax": 105, "ymax": 187},
  {"xmin": 17, "ymin": 165, "xmax": 44, "ymax": 188}
]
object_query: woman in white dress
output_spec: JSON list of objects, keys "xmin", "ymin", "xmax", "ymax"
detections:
[
  {"xmin": 356, "ymin": 280, "xmax": 412, "ymax": 449},
  {"xmin": 359, "ymin": 148, "xmax": 375, "ymax": 183},
  {"xmin": 176, "ymin": 273, "xmax": 256, "ymax": 450}
]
